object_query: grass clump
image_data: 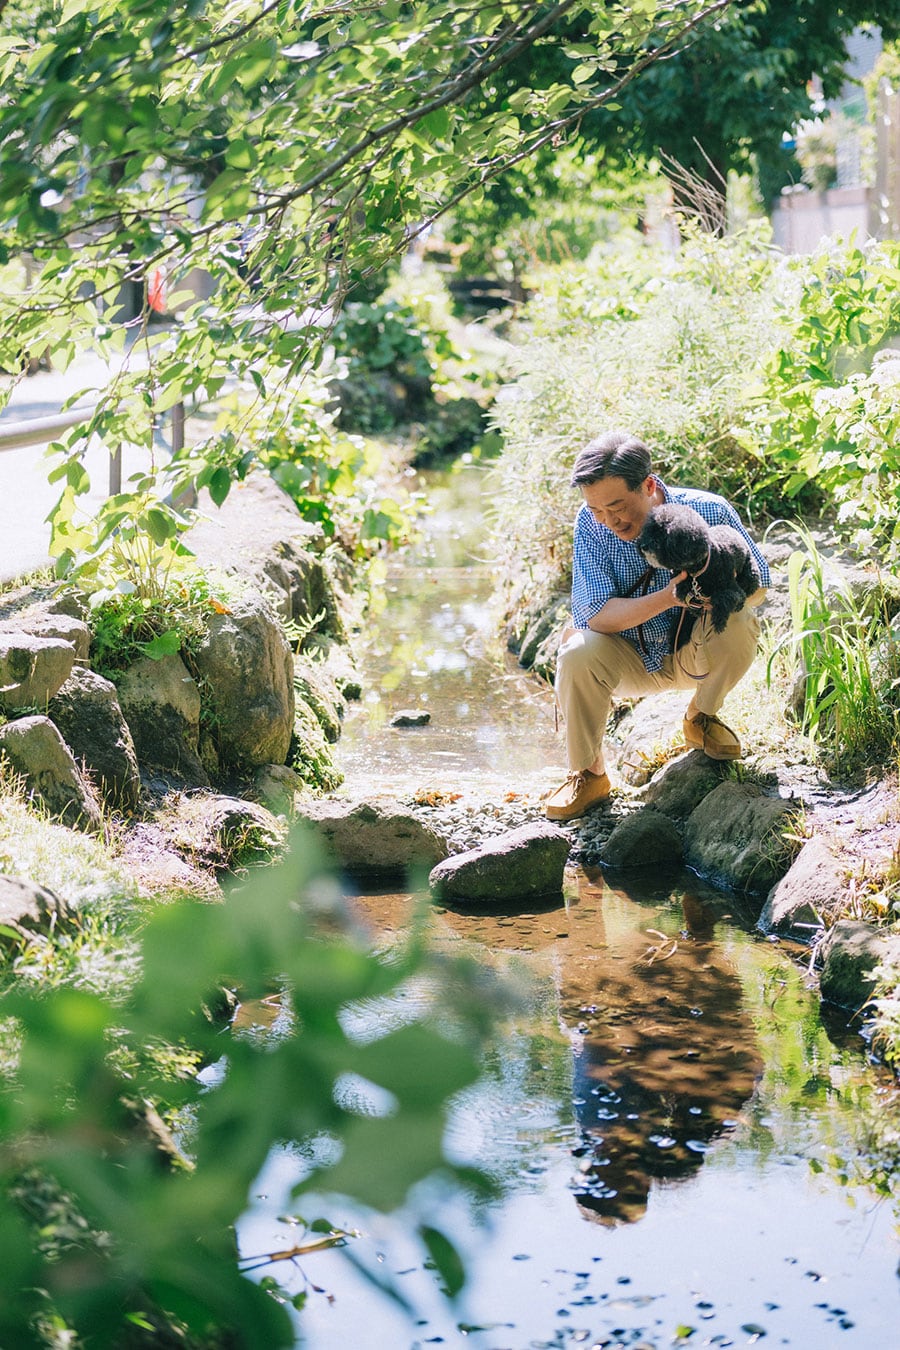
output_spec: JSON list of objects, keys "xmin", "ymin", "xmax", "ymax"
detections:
[
  {"xmin": 767, "ymin": 524, "xmax": 900, "ymax": 773},
  {"xmin": 0, "ymin": 787, "xmax": 141, "ymax": 1003}
]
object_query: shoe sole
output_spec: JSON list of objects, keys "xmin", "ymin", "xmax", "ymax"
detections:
[
  {"xmin": 543, "ymin": 797, "xmax": 610, "ymax": 822},
  {"xmin": 684, "ymin": 737, "xmax": 741, "ymax": 761}
]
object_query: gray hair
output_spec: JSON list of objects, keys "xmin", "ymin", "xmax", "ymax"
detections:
[{"xmin": 570, "ymin": 431, "xmax": 652, "ymax": 491}]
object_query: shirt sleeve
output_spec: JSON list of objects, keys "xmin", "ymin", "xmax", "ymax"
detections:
[{"xmin": 571, "ymin": 507, "xmax": 617, "ymax": 628}]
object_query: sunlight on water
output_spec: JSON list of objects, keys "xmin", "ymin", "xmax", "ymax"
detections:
[
  {"xmin": 238, "ymin": 872, "xmax": 900, "ymax": 1349},
  {"xmin": 237, "ymin": 462, "xmax": 900, "ymax": 1347}
]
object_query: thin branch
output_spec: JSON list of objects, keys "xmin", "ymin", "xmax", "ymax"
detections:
[
  {"xmin": 268, "ymin": 0, "xmax": 583, "ymax": 208},
  {"xmin": 184, "ymin": 0, "xmax": 285, "ymax": 61}
]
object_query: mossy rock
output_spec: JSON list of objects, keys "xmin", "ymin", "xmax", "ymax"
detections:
[{"xmin": 288, "ymin": 698, "xmax": 343, "ymax": 792}]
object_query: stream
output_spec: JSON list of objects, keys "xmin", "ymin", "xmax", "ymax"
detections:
[{"xmin": 238, "ymin": 459, "xmax": 900, "ymax": 1349}]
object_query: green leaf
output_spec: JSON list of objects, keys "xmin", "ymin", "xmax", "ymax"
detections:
[
  {"xmin": 141, "ymin": 629, "xmax": 182, "ymax": 659},
  {"xmin": 208, "ymin": 466, "xmax": 231, "ymax": 507},
  {"xmin": 225, "ymin": 139, "xmax": 258, "ymax": 171},
  {"xmin": 144, "ymin": 507, "xmax": 177, "ymax": 545},
  {"xmin": 420, "ymin": 1225, "xmax": 466, "ymax": 1297}
]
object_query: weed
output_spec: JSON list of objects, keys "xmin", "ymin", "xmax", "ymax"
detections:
[
  {"xmin": 89, "ymin": 570, "xmax": 241, "ymax": 677},
  {"xmin": 766, "ymin": 523, "xmax": 899, "ymax": 772}
]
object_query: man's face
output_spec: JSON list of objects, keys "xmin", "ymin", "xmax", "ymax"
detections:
[{"xmin": 580, "ymin": 474, "xmax": 656, "ymax": 542}]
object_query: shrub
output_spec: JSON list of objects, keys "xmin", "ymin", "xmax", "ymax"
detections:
[
  {"xmin": 753, "ymin": 237, "xmax": 900, "ymax": 546},
  {"xmin": 488, "ymin": 224, "xmax": 781, "ymax": 615},
  {"xmin": 329, "ymin": 299, "xmax": 456, "ymax": 432}
]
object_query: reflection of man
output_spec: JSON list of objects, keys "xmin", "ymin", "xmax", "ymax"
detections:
[
  {"xmin": 545, "ymin": 431, "xmax": 770, "ymax": 822},
  {"xmin": 562, "ymin": 879, "xmax": 763, "ymax": 1226}
]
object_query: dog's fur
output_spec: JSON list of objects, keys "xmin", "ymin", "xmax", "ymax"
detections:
[{"xmin": 637, "ymin": 503, "xmax": 760, "ymax": 643}]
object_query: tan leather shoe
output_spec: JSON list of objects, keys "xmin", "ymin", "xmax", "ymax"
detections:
[
  {"xmin": 543, "ymin": 770, "xmax": 611, "ymax": 821},
  {"xmin": 683, "ymin": 711, "xmax": 741, "ymax": 761}
]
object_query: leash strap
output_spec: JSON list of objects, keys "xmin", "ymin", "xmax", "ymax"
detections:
[{"xmin": 624, "ymin": 565, "xmax": 655, "ymax": 658}]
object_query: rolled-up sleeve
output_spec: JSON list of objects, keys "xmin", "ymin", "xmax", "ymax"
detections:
[{"xmin": 571, "ymin": 510, "xmax": 617, "ymax": 628}]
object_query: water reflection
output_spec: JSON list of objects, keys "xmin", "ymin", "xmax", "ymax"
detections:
[
  {"xmin": 238, "ymin": 869, "xmax": 900, "ymax": 1348},
  {"xmin": 563, "ymin": 877, "xmax": 763, "ymax": 1225}
]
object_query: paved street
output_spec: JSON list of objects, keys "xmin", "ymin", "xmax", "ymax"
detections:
[{"xmin": 0, "ymin": 351, "xmax": 161, "ymax": 584}]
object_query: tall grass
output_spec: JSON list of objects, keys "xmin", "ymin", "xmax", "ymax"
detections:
[
  {"xmin": 488, "ymin": 224, "xmax": 783, "ymax": 621},
  {"xmin": 767, "ymin": 524, "xmax": 899, "ymax": 772}
]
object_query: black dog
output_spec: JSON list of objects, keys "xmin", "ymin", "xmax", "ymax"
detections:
[{"xmin": 637, "ymin": 503, "xmax": 760, "ymax": 644}]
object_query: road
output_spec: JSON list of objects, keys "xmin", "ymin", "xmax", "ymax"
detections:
[{"xmin": 0, "ymin": 351, "xmax": 161, "ymax": 585}]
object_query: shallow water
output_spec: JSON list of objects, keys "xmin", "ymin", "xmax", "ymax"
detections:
[
  {"xmin": 238, "ymin": 461, "xmax": 900, "ymax": 1347},
  {"xmin": 335, "ymin": 457, "xmax": 564, "ymax": 796}
]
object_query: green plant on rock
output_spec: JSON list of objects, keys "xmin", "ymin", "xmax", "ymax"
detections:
[
  {"xmin": 288, "ymin": 698, "xmax": 343, "ymax": 793},
  {"xmin": 767, "ymin": 524, "xmax": 899, "ymax": 771},
  {"xmin": 48, "ymin": 463, "xmax": 199, "ymax": 606},
  {"xmin": 88, "ymin": 571, "xmax": 238, "ymax": 678}
]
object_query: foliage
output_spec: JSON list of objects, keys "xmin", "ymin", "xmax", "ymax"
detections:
[
  {"xmin": 0, "ymin": 835, "xmax": 500, "ymax": 1347},
  {"xmin": 47, "ymin": 452, "xmax": 200, "ymax": 602},
  {"xmin": 88, "ymin": 571, "xmax": 238, "ymax": 676},
  {"xmin": 329, "ymin": 298, "xmax": 453, "ymax": 432},
  {"xmin": 766, "ymin": 524, "xmax": 900, "ymax": 771},
  {"xmin": 444, "ymin": 145, "xmax": 659, "ymax": 282},
  {"xmin": 331, "ymin": 300, "xmax": 448, "ymax": 388},
  {"xmin": 479, "ymin": 2, "xmax": 900, "ymax": 207},
  {"xmin": 0, "ymin": 0, "xmax": 726, "ymax": 590},
  {"xmin": 212, "ymin": 375, "xmax": 414, "ymax": 554},
  {"xmin": 488, "ymin": 223, "xmax": 781, "ymax": 614},
  {"xmin": 753, "ymin": 238, "xmax": 900, "ymax": 545}
]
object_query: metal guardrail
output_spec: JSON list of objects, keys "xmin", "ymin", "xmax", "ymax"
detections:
[
  {"xmin": 0, "ymin": 401, "xmax": 187, "ymax": 499},
  {"xmin": 0, "ymin": 405, "xmax": 97, "ymax": 453}
]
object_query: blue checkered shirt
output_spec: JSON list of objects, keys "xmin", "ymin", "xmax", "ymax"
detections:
[{"xmin": 571, "ymin": 480, "xmax": 771, "ymax": 673}]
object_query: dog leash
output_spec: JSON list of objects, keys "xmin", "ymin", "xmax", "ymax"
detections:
[{"xmin": 673, "ymin": 546, "xmax": 712, "ymax": 679}]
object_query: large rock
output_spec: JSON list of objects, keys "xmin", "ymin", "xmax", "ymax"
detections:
[
  {"xmin": 0, "ymin": 874, "xmax": 69, "ymax": 945},
  {"xmin": 429, "ymin": 820, "xmax": 570, "ymax": 904},
  {"xmin": 683, "ymin": 781, "xmax": 798, "ymax": 894},
  {"xmin": 600, "ymin": 808, "xmax": 683, "ymax": 869},
  {"xmin": 757, "ymin": 836, "xmax": 843, "ymax": 935},
  {"xmin": 155, "ymin": 793, "xmax": 285, "ymax": 873},
  {"xmin": 607, "ymin": 691, "xmax": 686, "ymax": 786},
  {"xmin": 299, "ymin": 797, "xmax": 448, "ymax": 876},
  {"xmin": 817, "ymin": 920, "xmax": 900, "ymax": 1012},
  {"xmin": 249, "ymin": 763, "xmax": 306, "ymax": 817},
  {"xmin": 643, "ymin": 752, "xmax": 726, "ymax": 819},
  {"xmin": 0, "ymin": 633, "xmax": 76, "ymax": 710},
  {"xmin": 186, "ymin": 472, "xmax": 345, "ymax": 635},
  {"xmin": 48, "ymin": 666, "xmax": 142, "ymax": 811},
  {"xmin": 0, "ymin": 715, "xmax": 101, "ymax": 829},
  {"xmin": 116, "ymin": 653, "xmax": 208, "ymax": 784},
  {"xmin": 191, "ymin": 595, "xmax": 294, "ymax": 769},
  {"xmin": 0, "ymin": 613, "xmax": 91, "ymax": 662}
]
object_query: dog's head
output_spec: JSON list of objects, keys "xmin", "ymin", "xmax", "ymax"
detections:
[{"xmin": 638, "ymin": 504, "xmax": 711, "ymax": 573}]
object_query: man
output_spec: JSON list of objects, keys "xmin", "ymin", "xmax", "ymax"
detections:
[{"xmin": 544, "ymin": 430, "xmax": 770, "ymax": 822}]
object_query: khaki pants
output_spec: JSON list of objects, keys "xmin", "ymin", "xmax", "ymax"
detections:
[{"xmin": 555, "ymin": 605, "xmax": 761, "ymax": 773}]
